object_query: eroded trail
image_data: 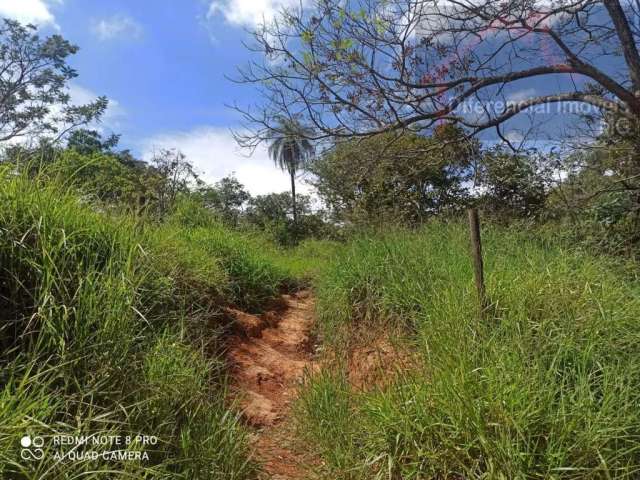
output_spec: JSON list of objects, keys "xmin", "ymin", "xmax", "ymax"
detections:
[{"xmin": 226, "ymin": 290, "xmax": 317, "ymax": 479}]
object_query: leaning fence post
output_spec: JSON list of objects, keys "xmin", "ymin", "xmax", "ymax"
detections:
[{"xmin": 467, "ymin": 208, "xmax": 487, "ymax": 310}]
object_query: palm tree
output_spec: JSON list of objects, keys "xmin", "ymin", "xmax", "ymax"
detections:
[{"xmin": 267, "ymin": 119, "xmax": 314, "ymax": 222}]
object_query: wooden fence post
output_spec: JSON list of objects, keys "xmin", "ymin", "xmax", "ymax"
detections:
[{"xmin": 467, "ymin": 208, "xmax": 487, "ymax": 310}]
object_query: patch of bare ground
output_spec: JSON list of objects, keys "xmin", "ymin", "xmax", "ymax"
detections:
[
  {"xmin": 347, "ymin": 333, "xmax": 416, "ymax": 391},
  {"xmin": 326, "ymin": 324, "xmax": 419, "ymax": 392},
  {"xmin": 226, "ymin": 290, "xmax": 320, "ymax": 480}
]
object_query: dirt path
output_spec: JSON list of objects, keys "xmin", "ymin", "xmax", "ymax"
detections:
[{"xmin": 226, "ymin": 290, "xmax": 318, "ymax": 479}]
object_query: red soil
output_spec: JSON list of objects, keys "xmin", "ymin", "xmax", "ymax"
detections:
[{"xmin": 226, "ymin": 291, "xmax": 318, "ymax": 479}]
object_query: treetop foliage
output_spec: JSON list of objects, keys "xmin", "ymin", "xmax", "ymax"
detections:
[
  {"xmin": 0, "ymin": 19, "xmax": 107, "ymax": 143},
  {"xmin": 311, "ymin": 126, "xmax": 477, "ymax": 225}
]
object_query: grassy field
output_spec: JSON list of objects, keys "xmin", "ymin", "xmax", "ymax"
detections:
[
  {"xmin": 3, "ymin": 168, "xmax": 640, "ymax": 479},
  {"xmin": 0, "ymin": 170, "xmax": 308, "ymax": 479},
  {"xmin": 299, "ymin": 223, "xmax": 640, "ymax": 479}
]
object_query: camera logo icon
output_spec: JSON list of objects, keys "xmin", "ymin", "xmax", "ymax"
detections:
[{"xmin": 20, "ymin": 435, "xmax": 45, "ymax": 461}]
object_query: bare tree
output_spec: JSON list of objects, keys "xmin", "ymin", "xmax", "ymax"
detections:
[{"xmin": 232, "ymin": 0, "xmax": 640, "ymax": 146}]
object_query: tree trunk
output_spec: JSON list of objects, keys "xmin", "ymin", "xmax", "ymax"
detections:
[
  {"xmin": 290, "ymin": 170, "xmax": 297, "ymax": 223},
  {"xmin": 603, "ymin": 0, "xmax": 640, "ymax": 94}
]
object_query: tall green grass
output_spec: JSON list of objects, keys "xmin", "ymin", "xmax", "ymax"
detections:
[
  {"xmin": 0, "ymin": 170, "xmax": 296, "ymax": 478},
  {"xmin": 301, "ymin": 222, "xmax": 640, "ymax": 479},
  {"xmin": 168, "ymin": 195, "xmax": 342, "ymax": 290}
]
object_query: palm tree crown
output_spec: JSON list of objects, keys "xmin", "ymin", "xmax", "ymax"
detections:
[{"xmin": 267, "ymin": 119, "xmax": 314, "ymax": 222}]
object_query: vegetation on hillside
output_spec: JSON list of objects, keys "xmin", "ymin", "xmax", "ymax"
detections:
[
  {"xmin": 301, "ymin": 224, "xmax": 640, "ymax": 479},
  {"xmin": 0, "ymin": 169, "xmax": 304, "ymax": 479},
  {"xmin": 2, "ymin": 3, "xmax": 640, "ymax": 478}
]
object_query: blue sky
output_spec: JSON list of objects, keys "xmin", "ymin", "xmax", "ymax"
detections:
[
  {"xmin": 0, "ymin": 0, "xmax": 309, "ymax": 194},
  {"xmin": 0, "ymin": 0, "xmax": 629, "ymax": 192}
]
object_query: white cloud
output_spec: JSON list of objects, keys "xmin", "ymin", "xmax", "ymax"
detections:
[
  {"xmin": 504, "ymin": 130, "xmax": 524, "ymax": 145},
  {"xmin": 416, "ymin": 0, "xmax": 566, "ymax": 45},
  {"xmin": 1, "ymin": 83, "xmax": 123, "ymax": 148},
  {"xmin": 207, "ymin": 0, "xmax": 304, "ymax": 28},
  {"xmin": 140, "ymin": 126, "xmax": 313, "ymax": 196},
  {"xmin": 68, "ymin": 84, "xmax": 126, "ymax": 131},
  {"xmin": 506, "ymin": 88, "xmax": 538, "ymax": 105},
  {"xmin": 91, "ymin": 15, "xmax": 142, "ymax": 41},
  {"xmin": 0, "ymin": 0, "xmax": 59, "ymax": 27}
]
